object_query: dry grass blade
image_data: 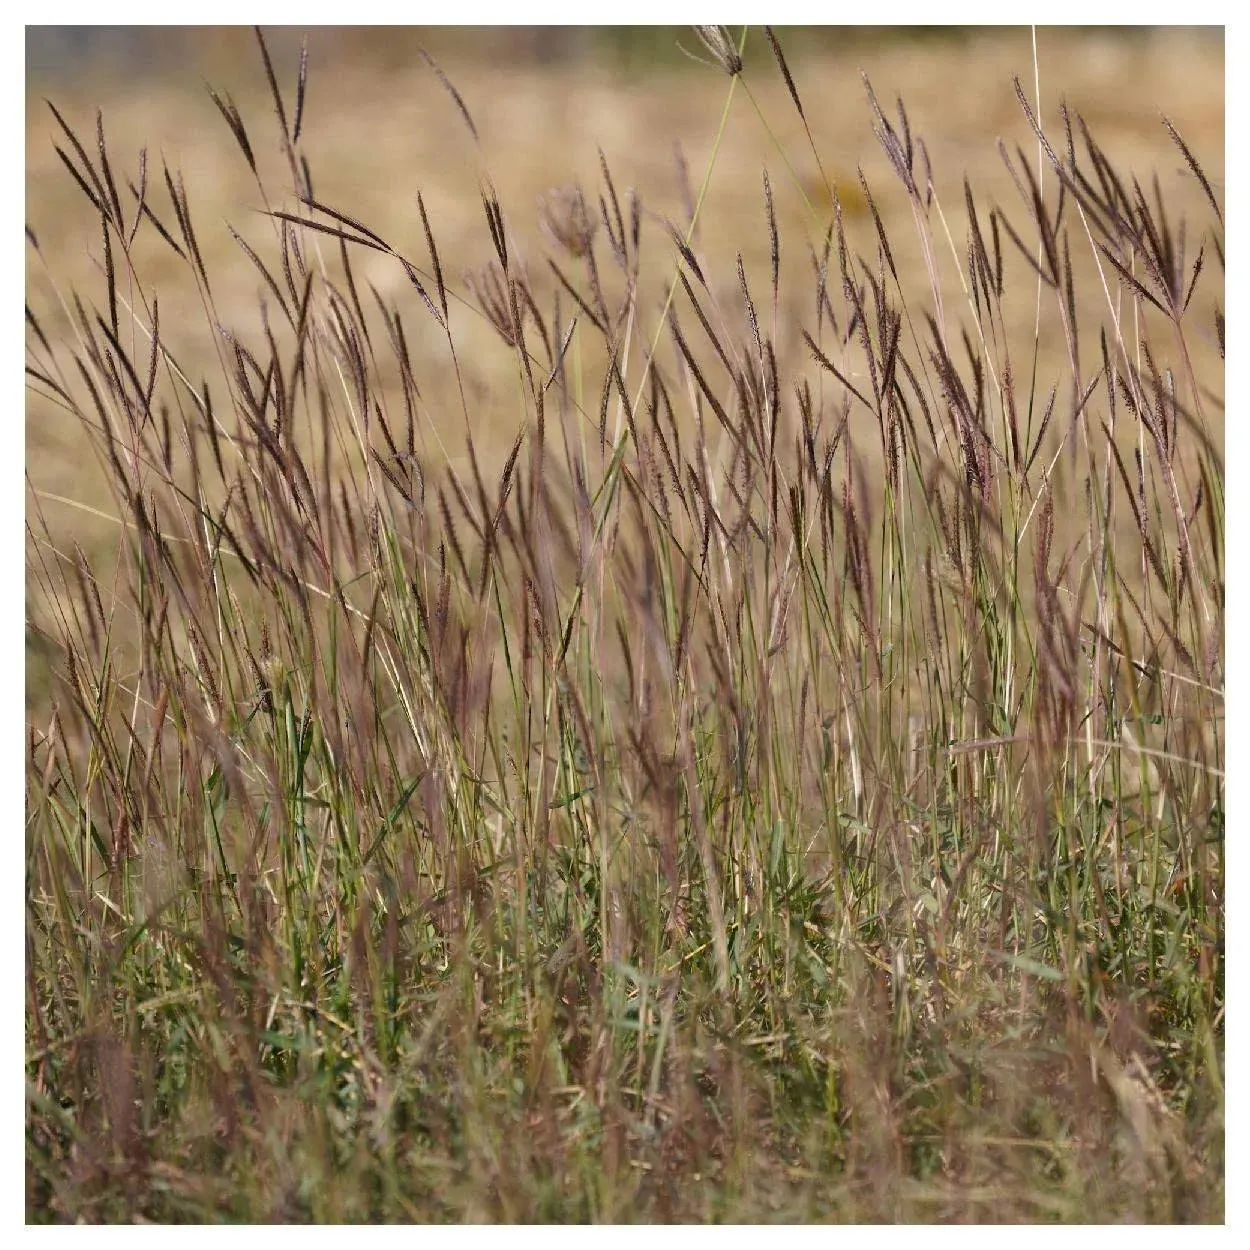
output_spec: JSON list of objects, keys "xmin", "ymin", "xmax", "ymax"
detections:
[
  {"xmin": 268, "ymin": 208, "xmax": 386, "ymax": 254},
  {"xmin": 208, "ymin": 86, "xmax": 257, "ymax": 176},
  {"xmin": 664, "ymin": 217, "xmax": 706, "ymax": 287},
  {"xmin": 862, "ymin": 73, "xmax": 918, "ymax": 200},
  {"xmin": 416, "ymin": 190, "xmax": 448, "ymax": 318},
  {"xmin": 162, "ymin": 161, "xmax": 212, "ymax": 295},
  {"xmin": 45, "ymin": 100, "xmax": 109, "ymax": 217},
  {"xmin": 1162, "ymin": 114, "xmax": 1222, "ymax": 227},
  {"xmin": 417, "ymin": 47, "xmax": 479, "ymax": 142},
  {"xmin": 94, "ymin": 110, "xmax": 124, "ymax": 230}
]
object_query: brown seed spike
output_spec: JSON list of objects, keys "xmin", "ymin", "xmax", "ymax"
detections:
[
  {"xmin": 764, "ymin": 26, "xmax": 804, "ymax": 120},
  {"xmin": 293, "ymin": 38, "xmax": 309, "ymax": 145},
  {"xmin": 416, "ymin": 190, "xmax": 448, "ymax": 318},
  {"xmin": 762, "ymin": 169, "xmax": 779, "ymax": 306}
]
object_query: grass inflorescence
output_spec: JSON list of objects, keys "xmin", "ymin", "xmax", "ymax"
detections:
[{"xmin": 26, "ymin": 26, "xmax": 1223, "ymax": 1222}]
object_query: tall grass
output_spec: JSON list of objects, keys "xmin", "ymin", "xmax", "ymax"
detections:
[{"xmin": 26, "ymin": 27, "xmax": 1222, "ymax": 1221}]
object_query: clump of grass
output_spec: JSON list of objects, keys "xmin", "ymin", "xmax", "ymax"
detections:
[{"xmin": 26, "ymin": 26, "xmax": 1222, "ymax": 1222}]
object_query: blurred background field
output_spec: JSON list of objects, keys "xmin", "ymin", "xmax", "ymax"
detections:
[{"xmin": 26, "ymin": 24, "xmax": 1224, "ymax": 571}]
